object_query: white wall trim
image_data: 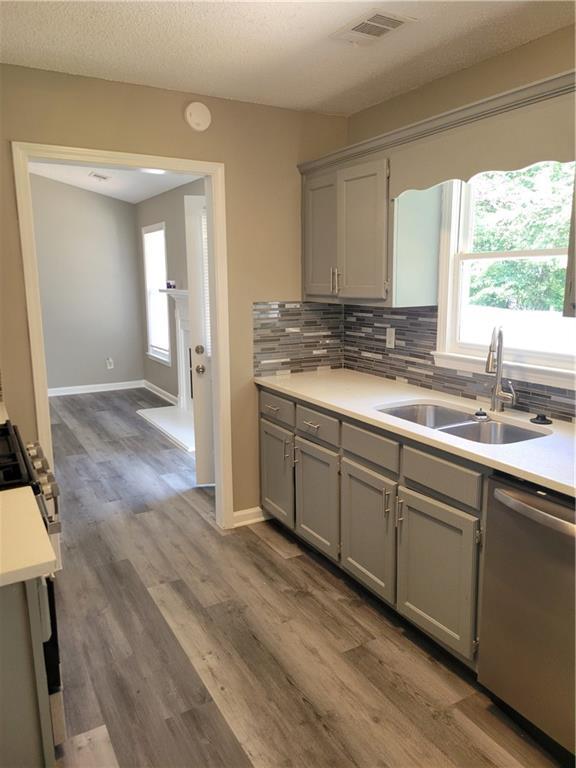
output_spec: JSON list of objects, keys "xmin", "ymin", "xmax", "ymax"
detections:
[
  {"xmin": 143, "ymin": 380, "xmax": 178, "ymax": 405},
  {"xmin": 232, "ymin": 506, "xmax": 270, "ymax": 527},
  {"xmin": 12, "ymin": 142, "xmax": 235, "ymax": 530},
  {"xmin": 432, "ymin": 351, "xmax": 576, "ymax": 389},
  {"xmin": 48, "ymin": 380, "xmax": 146, "ymax": 397}
]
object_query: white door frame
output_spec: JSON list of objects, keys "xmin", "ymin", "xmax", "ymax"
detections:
[{"xmin": 12, "ymin": 142, "xmax": 235, "ymax": 529}]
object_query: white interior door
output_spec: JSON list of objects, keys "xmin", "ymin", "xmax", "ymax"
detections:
[{"xmin": 185, "ymin": 194, "xmax": 215, "ymax": 485}]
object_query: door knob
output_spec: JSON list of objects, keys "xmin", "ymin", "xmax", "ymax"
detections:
[{"xmin": 195, "ymin": 364, "xmax": 206, "ymax": 374}]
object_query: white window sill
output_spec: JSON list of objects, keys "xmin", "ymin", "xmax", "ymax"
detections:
[
  {"xmin": 146, "ymin": 351, "xmax": 172, "ymax": 367},
  {"xmin": 432, "ymin": 351, "xmax": 575, "ymax": 390}
]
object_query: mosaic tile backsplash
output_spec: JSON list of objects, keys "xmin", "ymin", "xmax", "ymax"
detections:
[
  {"xmin": 253, "ymin": 302, "xmax": 575, "ymax": 422},
  {"xmin": 253, "ymin": 302, "xmax": 343, "ymax": 374}
]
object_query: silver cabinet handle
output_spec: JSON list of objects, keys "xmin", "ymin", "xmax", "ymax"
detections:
[
  {"xmin": 195, "ymin": 364, "xmax": 206, "ymax": 374},
  {"xmin": 302, "ymin": 420, "xmax": 320, "ymax": 431},
  {"xmin": 383, "ymin": 489, "xmax": 391, "ymax": 515},
  {"xmin": 283, "ymin": 439, "xmax": 291, "ymax": 460},
  {"xmin": 293, "ymin": 445, "xmax": 300, "ymax": 465},
  {"xmin": 330, "ymin": 267, "xmax": 335, "ymax": 295},
  {"xmin": 265, "ymin": 404, "xmax": 280, "ymax": 413},
  {"xmin": 495, "ymin": 488, "xmax": 575, "ymax": 538},
  {"xmin": 395, "ymin": 498, "xmax": 405, "ymax": 527},
  {"xmin": 334, "ymin": 269, "xmax": 341, "ymax": 294}
]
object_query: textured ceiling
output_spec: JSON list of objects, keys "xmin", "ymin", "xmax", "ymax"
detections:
[
  {"xmin": 0, "ymin": 2, "xmax": 574, "ymax": 115},
  {"xmin": 29, "ymin": 162, "xmax": 201, "ymax": 203}
]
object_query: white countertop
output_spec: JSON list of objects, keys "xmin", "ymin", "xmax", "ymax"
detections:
[
  {"xmin": 0, "ymin": 487, "xmax": 57, "ymax": 587},
  {"xmin": 255, "ymin": 369, "xmax": 575, "ymax": 497}
]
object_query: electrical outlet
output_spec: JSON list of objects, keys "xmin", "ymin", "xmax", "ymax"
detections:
[
  {"xmin": 385, "ymin": 328, "xmax": 395, "ymax": 349},
  {"xmin": 106, "ymin": 357, "xmax": 114, "ymax": 370}
]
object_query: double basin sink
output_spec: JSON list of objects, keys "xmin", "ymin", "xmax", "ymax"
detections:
[{"xmin": 378, "ymin": 403, "xmax": 545, "ymax": 444}]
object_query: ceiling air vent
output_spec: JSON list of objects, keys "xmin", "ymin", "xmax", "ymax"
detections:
[
  {"xmin": 332, "ymin": 9, "xmax": 414, "ymax": 46},
  {"xmin": 88, "ymin": 171, "xmax": 110, "ymax": 182}
]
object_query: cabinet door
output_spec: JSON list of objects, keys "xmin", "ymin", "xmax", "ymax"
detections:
[
  {"xmin": 295, "ymin": 437, "xmax": 339, "ymax": 561},
  {"xmin": 341, "ymin": 458, "xmax": 397, "ymax": 604},
  {"xmin": 260, "ymin": 419, "xmax": 294, "ymax": 528},
  {"xmin": 396, "ymin": 486, "xmax": 479, "ymax": 659},
  {"xmin": 337, "ymin": 159, "xmax": 388, "ymax": 299},
  {"xmin": 303, "ymin": 172, "xmax": 337, "ymax": 297},
  {"xmin": 391, "ymin": 184, "xmax": 442, "ymax": 307}
]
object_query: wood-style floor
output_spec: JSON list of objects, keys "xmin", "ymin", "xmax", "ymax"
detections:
[{"xmin": 52, "ymin": 390, "xmax": 560, "ymax": 768}]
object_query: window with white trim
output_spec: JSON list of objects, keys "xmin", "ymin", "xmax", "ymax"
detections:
[
  {"xmin": 142, "ymin": 223, "xmax": 171, "ymax": 364},
  {"xmin": 436, "ymin": 161, "xmax": 575, "ymax": 382}
]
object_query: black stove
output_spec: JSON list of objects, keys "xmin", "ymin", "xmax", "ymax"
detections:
[
  {"xmin": 0, "ymin": 420, "xmax": 37, "ymax": 491},
  {"xmin": 0, "ymin": 420, "xmax": 65, "ymax": 739}
]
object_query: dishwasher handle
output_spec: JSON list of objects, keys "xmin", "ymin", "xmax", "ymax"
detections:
[{"xmin": 495, "ymin": 488, "xmax": 576, "ymax": 538}]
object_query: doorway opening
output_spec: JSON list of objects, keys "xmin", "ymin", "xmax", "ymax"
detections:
[{"xmin": 13, "ymin": 143, "xmax": 234, "ymax": 529}]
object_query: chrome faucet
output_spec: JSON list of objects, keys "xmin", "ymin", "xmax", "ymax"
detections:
[{"xmin": 485, "ymin": 327, "xmax": 516, "ymax": 412}]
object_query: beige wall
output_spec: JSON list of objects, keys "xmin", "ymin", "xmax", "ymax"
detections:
[
  {"xmin": 2, "ymin": 27, "xmax": 573, "ymax": 513},
  {"xmin": 30, "ymin": 174, "xmax": 144, "ymax": 389},
  {"xmin": 0, "ymin": 64, "xmax": 347, "ymax": 512},
  {"xmin": 348, "ymin": 26, "xmax": 575, "ymax": 144},
  {"xmin": 136, "ymin": 179, "xmax": 205, "ymax": 397}
]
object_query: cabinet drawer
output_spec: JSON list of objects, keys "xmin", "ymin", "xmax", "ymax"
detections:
[
  {"xmin": 260, "ymin": 391, "xmax": 295, "ymax": 427},
  {"xmin": 402, "ymin": 447, "xmax": 482, "ymax": 510},
  {"xmin": 342, "ymin": 423, "xmax": 399, "ymax": 475},
  {"xmin": 296, "ymin": 405, "xmax": 339, "ymax": 446}
]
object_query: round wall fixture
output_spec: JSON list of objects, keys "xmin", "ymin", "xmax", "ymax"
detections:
[{"xmin": 185, "ymin": 102, "xmax": 212, "ymax": 132}]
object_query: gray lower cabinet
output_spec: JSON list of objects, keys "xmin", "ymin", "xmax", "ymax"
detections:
[
  {"xmin": 260, "ymin": 418, "xmax": 295, "ymax": 528},
  {"xmin": 396, "ymin": 486, "xmax": 479, "ymax": 660},
  {"xmin": 295, "ymin": 436, "xmax": 340, "ymax": 561},
  {"xmin": 340, "ymin": 458, "xmax": 397, "ymax": 604}
]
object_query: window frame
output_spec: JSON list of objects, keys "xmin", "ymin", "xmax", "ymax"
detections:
[
  {"xmin": 434, "ymin": 180, "xmax": 575, "ymax": 388},
  {"xmin": 141, "ymin": 222, "xmax": 171, "ymax": 366}
]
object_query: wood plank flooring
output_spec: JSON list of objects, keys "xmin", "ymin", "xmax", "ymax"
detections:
[{"xmin": 52, "ymin": 390, "xmax": 561, "ymax": 768}]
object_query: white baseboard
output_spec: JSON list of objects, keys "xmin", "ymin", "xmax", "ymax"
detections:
[
  {"xmin": 48, "ymin": 380, "xmax": 145, "ymax": 396},
  {"xmin": 47, "ymin": 378, "xmax": 179, "ymax": 405},
  {"xmin": 143, "ymin": 380, "xmax": 178, "ymax": 405},
  {"xmin": 232, "ymin": 506, "xmax": 270, "ymax": 527}
]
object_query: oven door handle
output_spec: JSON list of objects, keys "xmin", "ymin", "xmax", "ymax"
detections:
[
  {"xmin": 495, "ymin": 488, "xmax": 576, "ymax": 538},
  {"xmin": 37, "ymin": 578, "xmax": 53, "ymax": 642}
]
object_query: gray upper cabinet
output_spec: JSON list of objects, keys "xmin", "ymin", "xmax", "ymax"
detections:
[
  {"xmin": 341, "ymin": 458, "xmax": 397, "ymax": 604},
  {"xmin": 396, "ymin": 486, "xmax": 479, "ymax": 659},
  {"xmin": 337, "ymin": 159, "xmax": 389, "ymax": 300},
  {"xmin": 295, "ymin": 436, "xmax": 339, "ymax": 561},
  {"xmin": 260, "ymin": 418, "xmax": 295, "ymax": 528},
  {"xmin": 390, "ymin": 184, "xmax": 443, "ymax": 307},
  {"xmin": 302, "ymin": 160, "xmax": 449, "ymax": 306},
  {"xmin": 303, "ymin": 172, "xmax": 338, "ymax": 297}
]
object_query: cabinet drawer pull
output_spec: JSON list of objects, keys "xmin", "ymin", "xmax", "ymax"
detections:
[
  {"xmin": 383, "ymin": 489, "xmax": 391, "ymax": 515},
  {"xmin": 265, "ymin": 404, "xmax": 280, "ymax": 413},
  {"xmin": 303, "ymin": 420, "xmax": 320, "ymax": 431},
  {"xmin": 283, "ymin": 439, "xmax": 291, "ymax": 460}
]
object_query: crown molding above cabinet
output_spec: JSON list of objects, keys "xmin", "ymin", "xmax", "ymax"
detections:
[{"xmin": 299, "ymin": 71, "xmax": 576, "ymax": 175}]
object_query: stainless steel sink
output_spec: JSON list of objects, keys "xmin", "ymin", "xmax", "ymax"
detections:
[
  {"xmin": 378, "ymin": 403, "xmax": 476, "ymax": 429},
  {"xmin": 439, "ymin": 421, "xmax": 545, "ymax": 444}
]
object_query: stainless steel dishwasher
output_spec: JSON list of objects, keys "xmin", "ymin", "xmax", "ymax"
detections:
[{"xmin": 478, "ymin": 476, "xmax": 575, "ymax": 754}]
